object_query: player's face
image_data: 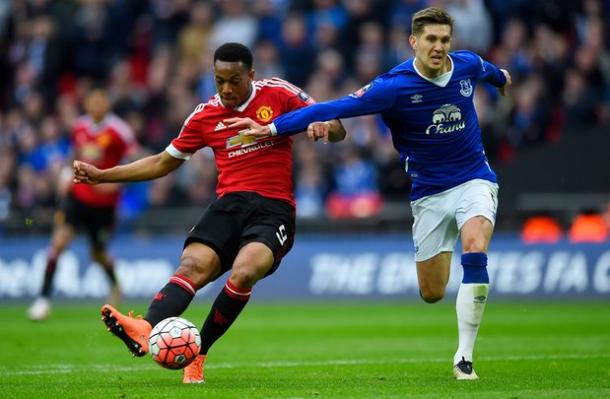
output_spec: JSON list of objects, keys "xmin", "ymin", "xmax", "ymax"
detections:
[
  {"xmin": 214, "ymin": 61, "xmax": 255, "ymax": 109},
  {"xmin": 85, "ymin": 90, "xmax": 110, "ymax": 123},
  {"xmin": 410, "ymin": 24, "xmax": 452, "ymax": 77}
]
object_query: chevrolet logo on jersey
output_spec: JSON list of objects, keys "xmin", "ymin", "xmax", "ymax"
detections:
[
  {"xmin": 226, "ymin": 130, "xmax": 258, "ymax": 149},
  {"xmin": 256, "ymin": 105, "xmax": 273, "ymax": 122},
  {"xmin": 81, "ymin": 143, "xmax": 102, "ymax": 161}
]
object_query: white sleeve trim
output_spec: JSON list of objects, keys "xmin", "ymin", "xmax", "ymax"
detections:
[
  {"xmin": 269, "ymin": 123, "xmax": 278, "ymax": 136},
  {"xmin": 165, "ymin": 144, "xmax": 192, "ymax": 160}
]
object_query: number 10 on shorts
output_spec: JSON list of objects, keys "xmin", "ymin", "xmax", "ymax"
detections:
[{"xmin": 276, "ymin": 224, "xmax": 287, "ymax": 245}]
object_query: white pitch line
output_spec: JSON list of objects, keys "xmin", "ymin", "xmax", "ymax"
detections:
[{"xmin": 1, "ymin": 353, "xmax": 608, "ymax": 376}]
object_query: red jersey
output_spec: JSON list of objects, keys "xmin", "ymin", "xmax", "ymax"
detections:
[
  {"xmin": 71, "ymin": 113, "xmax": 136, "ymax": 207},
  {"xmin": 167, "ymin": 78, "xmax": 314, "ymax": 207}
]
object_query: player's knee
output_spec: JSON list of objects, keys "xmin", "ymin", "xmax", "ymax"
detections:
[
  {"xmin": 462, "ymin": 237, "xmax": 486, "ymax": 253},
  {"xmin": 176, "ymin": 256, "xmax": 213, "ymax": 288},
  {"xmin": 229, "ymin": 267, "xmax": 261, "ymax": 289},
  {"xmin": 419, "ymin": 286, "xmax": 445, "ymax": 303}
]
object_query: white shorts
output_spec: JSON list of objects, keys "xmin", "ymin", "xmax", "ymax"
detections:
[{"xmin": 410, "ymin": 179, "xmax": 499, "ymax": 262}]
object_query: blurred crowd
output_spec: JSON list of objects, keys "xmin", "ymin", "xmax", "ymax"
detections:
[{"xmin": 1, "ymin": 0, "xmax": 609, "ymax": 223}]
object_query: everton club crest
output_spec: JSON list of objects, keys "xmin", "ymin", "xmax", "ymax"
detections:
[{"xmin": 459, "ymin": 79, "xmax": 473, "ymax": 97}]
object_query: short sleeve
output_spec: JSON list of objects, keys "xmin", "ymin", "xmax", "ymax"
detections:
[
  {"xmin": 106, "ymin": 115, "xmax": 138, "ymax": 159},
  {"xmin": 265, "ymin": 77, "xmax": 316, "ymax": 113},
  {"xmin": 467, "ymin": 51, "xmax": 507, "ymax": 87},
  {"xmin": 284, "ymin": 88, "xmax": 316, "ymax": 112},
  {"xmin": 117, "ymin": 123, "xmax": 138, "ymax": 158},
  {"xmin": 167, "ymin": 104, "xmax": 207, "ymax": 160}
]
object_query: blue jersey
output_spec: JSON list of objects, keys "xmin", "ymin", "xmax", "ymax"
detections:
[{"xmin": 271, "ymin": 50, "xmax": 507, "ymax": 200}]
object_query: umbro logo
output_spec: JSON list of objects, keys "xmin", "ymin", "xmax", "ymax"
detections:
[
  {"xmin": 411, "ymin": 94, "xmax": 423, "ymax": 103},
  {"xmin": 215, "ymin": 122, "xmax": 226, "ymax": 131}
]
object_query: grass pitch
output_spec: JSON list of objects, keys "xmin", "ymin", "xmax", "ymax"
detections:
[{"xmin": 1, "ymin": 301, "xmax": 608, "ymax": 398}]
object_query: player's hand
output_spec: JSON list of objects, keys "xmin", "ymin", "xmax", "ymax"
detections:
[
  {"xmin": 307, "ymin": 122, "xmax": 331, "ymax": 143},
  {"xmin": 73, "ymin": 160, "xmax": 102, "ymax": 185},
  {"xmin": 499, "ymin": 69, "xmax": 512, "ymax": 96},
  {"xmin": 224, "ymin": 117, "xmax": 273, "ymax": 138}
]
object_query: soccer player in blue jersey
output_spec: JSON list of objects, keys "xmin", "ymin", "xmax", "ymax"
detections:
[{"xmin": 226, "ymin": 7, "xmax": 512, "ymax": 380}]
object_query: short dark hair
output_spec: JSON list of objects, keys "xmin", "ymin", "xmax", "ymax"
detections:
[
  {"xmin": 213, "ymin": 42, "xmax": 253, "ymax": 70},
  {"xmin": 411, "ymin": 7, "xmax": 454, "ymax": 36}
]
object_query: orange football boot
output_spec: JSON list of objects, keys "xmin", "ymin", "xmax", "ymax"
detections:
[
  {"xmin": 183, "ymin": 354, "xmax": 206, "ymax": 384},
  {"xmin": 101, "ymin": 304, "xmax": 152, "ymax": 356}
]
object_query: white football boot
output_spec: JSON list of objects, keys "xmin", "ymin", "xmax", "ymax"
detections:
[
  {"xmin": 453, "ymin": 357, "xmax": 479, "ymax": 380},
  {"xmin": 28, "ymin": 297, "xmax": 51, "ymax": 321}
]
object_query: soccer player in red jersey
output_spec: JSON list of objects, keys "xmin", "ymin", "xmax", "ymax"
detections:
[
  {"xmin": 28, "ymin": 89, "xmax": 137, "ymax": 321},
  {"xmin": 73, "ymin": 43, "xmax": 345, "ymax": 383}
]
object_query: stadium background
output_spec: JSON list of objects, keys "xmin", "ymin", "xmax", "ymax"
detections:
[
  {"xmin": 0, "ymin": 2, "xmax": 609, "ymax": 398},
  {"xmin": 0, "ymin": 0, "xmax": 609, "ymax": 301}
]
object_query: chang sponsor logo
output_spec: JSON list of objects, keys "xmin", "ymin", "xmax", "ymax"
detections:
[{"xmin": 425, "ymin": 103, "xmax": 466, "ymax": 135}]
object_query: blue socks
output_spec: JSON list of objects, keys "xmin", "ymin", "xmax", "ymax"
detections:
[{"xmin": 461, "ymin": 252, "xmax": 489, "ymax": 284}]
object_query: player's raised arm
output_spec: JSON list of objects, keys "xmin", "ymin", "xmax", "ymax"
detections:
[{"xmin": 73, "ymin": 151, "xmax": 184, "ymax": 185}]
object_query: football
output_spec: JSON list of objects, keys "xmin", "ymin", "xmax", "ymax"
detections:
[{"xmin": 148, "ymin": 317, "xmax": 201, "ymax": 369}]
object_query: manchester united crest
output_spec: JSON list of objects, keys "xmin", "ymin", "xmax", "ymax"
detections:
[
  {"xmin": 96, "ymin": 131, "xmax": 112, "ymax": 148},
  {"xmin": 256, "ymin": 105, "xmax": 273, "ymax": 122}
]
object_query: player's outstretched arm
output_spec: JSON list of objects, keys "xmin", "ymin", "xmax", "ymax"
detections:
[
  {"xmin": 73, "ymin": 151, "xmax": 184, "ymax": 185},
  {"xmin": 226, "ymin": 80, "xmax": 395, "ymax": 137},
  {"xmin": 223, "ymin": 117, "xmax": 346, "ymax": 143},
  {"xmin": 498, "ymin": 69, "xmax": 512, "ymax": 96}
]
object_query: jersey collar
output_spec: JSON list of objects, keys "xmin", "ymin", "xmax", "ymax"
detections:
[
  {"xmin": 86, "ymin": 114, "xmax": 110, "ymax": 133},
  {"xmin": 413, "ymin": 54, "xmax": 454, "ymax": 87}
]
